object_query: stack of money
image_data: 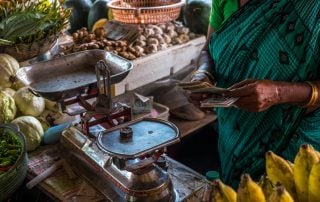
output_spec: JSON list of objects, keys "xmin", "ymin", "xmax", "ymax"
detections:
[{"xmin": 178, "ymin": 82, "xmax": 238, "ymax": 108}]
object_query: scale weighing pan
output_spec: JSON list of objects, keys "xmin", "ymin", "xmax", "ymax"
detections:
[
  {"xmin": 97, "ymin": 118, "xmax": 180, "ymax": 159},
  {"xmin": 16, "ymin": 50, "xmax": 133, "ymax": 101}
]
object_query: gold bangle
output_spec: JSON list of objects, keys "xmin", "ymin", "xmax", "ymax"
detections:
[
  {"xmin": 303, "ymin": 81, "xmax": 319, "ymax": 107},
  {"xmin": 313, "ymin": 84, "xmax": 319, "ymax": 104},
  {"xmin": 309, "ymin": 81, "xmax": 318, "ymax": 106},
  {"xmin": 312, "ymin": 83, "xmax": 319, "ymax": 105},
  {"xmin": 192, "ymin": 69, "xmax": 215, "ymax": 83}
]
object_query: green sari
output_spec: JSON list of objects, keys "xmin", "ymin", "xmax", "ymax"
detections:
[{"xmin": 209, "ymin": 0, "xmax": 320, "ymax": 187}]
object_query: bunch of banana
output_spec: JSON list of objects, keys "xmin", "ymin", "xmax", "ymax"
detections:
[
  {"xmin": 205, "ymin": 144, "xmax": 320, "ymax": 202},
  {"xmin": 269, "ymin": 185, "xmax": 294, "ymax": 202},
  {"xmin": 258, "ymin": 174, "xmax": 273, "ymax": 201},
  {"xmin": 237, "ymin": 174, "xmax": 266, "ymax": 202},
  {"xmin": 265, "ymin": 151, "xmax": 297, "ymax": 200},
  {"xmin": 211, "ymin": 180, "xmax": 237, "ymax": 202},
  {"xmin": 208, "ymin": 173, "xmax": 294, "ymax": 202},
  {"xmin": 294, "ymin": 144, "xmax": 319, "ymax": 202},
  {"xmin": 309, "ymin": 161, "xmax": 320, "ymax": 201},
  {"xmin": 265, "ymin": 144, "xmax": 320, "ymax": 202}
]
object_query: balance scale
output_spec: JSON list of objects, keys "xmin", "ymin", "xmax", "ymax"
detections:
[
  {"xmin": 60, "ymin": 118, "xmax": 180, "ymax": 201},
  {"xmin": 58, "ymin": 60, "xmax": 181, "ymax": 201},
  {"xmin": 16, "ymin": 50, "xmax": 187, "ymax": 201}
]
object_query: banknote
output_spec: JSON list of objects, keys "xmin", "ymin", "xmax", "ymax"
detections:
[
  {"xmin": 178, "ymin": 81, "xmax": 237, "ymax": 107},
  {"xmin": 200, "ymin": 96, "xmax": 238, "ymax": 108}
]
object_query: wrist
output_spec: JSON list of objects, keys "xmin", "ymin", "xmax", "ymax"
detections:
[
  {"xmin": 191, "ymin": 69, "xmax": 215, "ymax": 84},
  {"xmin": 276, "ymin": 81, "xmax": 314, "ymax": 105},
  {"xmin": 197, "ymin": 50, "xmax": 212, "ymax": 67},
  {"xmin": 197, "ymin": 60, "xmax": 215, "ymax": 79}
]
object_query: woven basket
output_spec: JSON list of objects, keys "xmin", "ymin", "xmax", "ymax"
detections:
[
  {"xmin": 0, "ymin": 124, "xmax": 28, "ymax": 201},
  {"xmin": 0, "ymin": 35, "xmax": 58, "ymax": 62},
  {"xmin": 108, "ymin": 0, "xmax": 184, "ymax": 24}
]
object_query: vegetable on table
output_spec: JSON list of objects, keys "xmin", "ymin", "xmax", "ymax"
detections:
[
  {"xmin": 60, "ymin": 21, "xmax": 199, "ymax": 60},
  {"xmin": 0, "ymin": 54, "xmax": 20, "ymax": 88},
  {"xmin": 0, "ymin": 91, "xmax": 17, "ymax": 124},
  {"xmin": 0, "ymin": 127, "xmax": 22, "ymax": 174},
  {"xmin": 12, "ymin": 116, "xmax": 44, "ymax": 152},
  {"xmin": 0, "ymin": 0, "xmax": 70, "ymax": 46},
  {"xmin": 64, "ymin": 0, "xmax": 93, "ymax": 34},
  {"xmin": 183, "ymin": 0, "xmax": 211, "ymax": 35},
  {"xmin": 13, "ymin": 86, "xmax": 45, "ymax": 117},
  {"xmin": 87, "ymin": 0, "xmax": 113, "ymax": 31},
  {"xmin": 1, "ymin": 87, "xmax": 16, "ymax": 97}
]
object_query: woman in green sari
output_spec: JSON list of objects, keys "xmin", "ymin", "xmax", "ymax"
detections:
[{"xmin": 191, "ymin": 0, "xmax": 320, "ymax": 187}]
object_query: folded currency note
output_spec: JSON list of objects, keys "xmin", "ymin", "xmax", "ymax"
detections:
[
  {"xmin": 188, "ymin": 86, "xmax": 228, "ymax": 94},
  {"xmin": 200, "ymin": 96, "xmax": 238, "ymax": 108},
  {"xmin": 178, "ymin": 81, "xmax": 238, "ymax": 108},
  {"xmin": 178, "ymin": 81, "xmax": 213, "ymax": 90},
  {"xmin": 178, "ymin": 81, "xmax": 226, "ymax": 93}
]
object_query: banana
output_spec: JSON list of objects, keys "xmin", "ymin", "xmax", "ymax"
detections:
[
  {"xmin": 269, "ymin": 185, "xmax": 294, "ymax": 202},
  {"xmin": 237, "ymin": 173, "xmax": 266, "ymax": 202},
  {"xmin": 265, "ymin": 151, "xmax": 297, "ymax": 200},
  {"xmin": 258, "ymin": 174, "xmax": 274, "ymax": 201},
  {"xmin": 294, "ymin": 144, "xmax": 319, "ymax": 202},
  {"xmin": 212, "ymin": 182, "xmax": 224, "ymax": 202},
  {"xmin": 286, "ymin": 160, "xmax": 294, "ymax": 170},
  {"xmin": 316, "ymin": 151, "xmax": 320, "ymax": 159},
  {"xmin": 308, "ymin": 161, "xmax": 320, "ymax": 201},
  {"xmin": 217, "ymin": 180, "xmax": 237, "ymax": 202}
]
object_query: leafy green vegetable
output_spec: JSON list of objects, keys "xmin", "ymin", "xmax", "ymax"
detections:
[
  {"xmin": 0, "ymin": 0, "xmax": 71, "ymax": 45},
  {"xmin": 0, "ymin": 127, "xmax": 22, "ymax": 173}
]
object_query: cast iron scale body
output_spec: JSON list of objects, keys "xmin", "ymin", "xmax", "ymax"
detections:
[
  {"xmin": 16, "ymin": 50, "xmax": 181, "ymax": 201},
  {"xmin": 60, "ymin": 118, "xmax": 180, "ymax": 201}
]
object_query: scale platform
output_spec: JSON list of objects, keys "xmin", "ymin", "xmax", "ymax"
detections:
[{"xmin": 60, "ymin": 118, "xmax": 208, "ymax": 201}]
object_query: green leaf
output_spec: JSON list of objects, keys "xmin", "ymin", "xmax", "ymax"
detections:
[{"xmin": 0, "ymin": 0, "xmax": 71, "ymax": 44}]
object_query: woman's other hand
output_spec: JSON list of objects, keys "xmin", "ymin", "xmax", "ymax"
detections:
[
  {"xmin": 188, "ymin": 93, "xmax": 209, "ymax": 108},
  {"xmin": 182, "ymin": 80, "xmax": 213, "ymax": 108},
  {"xmin": 224, "ymin": 79, "xmax": 281, "ymax": 112},
  {"xmin": 188, "ymin": 25, "xmax": 216, "ymax": 108}
]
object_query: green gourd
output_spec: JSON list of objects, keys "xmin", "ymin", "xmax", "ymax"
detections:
[
  {"xmin": 87, "ymin": 0, "xmax": 112, "ymax": 31},
  {"xmin": 64, "ymin": 0, "xmax": 93, "ymax": 33},
  {"xmin": 183, "ymin": 0, "xmax": 212, "ymax": 35}
]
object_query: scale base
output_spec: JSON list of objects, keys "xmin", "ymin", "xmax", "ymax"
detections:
[
  {"xmin": 60, "ymin": 144, "xmax": 179, "ymax": 202},
  {"xmin": 60, "ymin": 127, "xmax": 179, "ymax": 202}
]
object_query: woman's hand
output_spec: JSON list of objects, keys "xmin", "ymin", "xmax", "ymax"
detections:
[
  {"xmin": 188, "ymin": 92, "xmax": 211, "ymax": 108},
  {"xmin": 181, "ymin": 80, "xmax": 213, "ymax": 108},
  {"xmin": 188, "ymin": 51, "xmax": 215, "ymax": 107},
  {"xmin": 223, "ymin": 79, "xmax": 282, "ymax": 112}
]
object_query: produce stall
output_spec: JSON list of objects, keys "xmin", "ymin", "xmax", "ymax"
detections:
[{"xmin": 1, "ymin": 0, "xmax": 318, "ymax": 202}]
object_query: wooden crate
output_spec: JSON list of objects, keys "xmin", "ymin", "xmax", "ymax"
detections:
[{"xmin": 114, "ymin": 36, "xmax": 206, "ymax": 96}]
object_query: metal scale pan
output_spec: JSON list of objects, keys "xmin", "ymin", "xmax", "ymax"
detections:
[
  {"xmin": 16, "ymin": 50, "xmax": 133, "ymax": 101},
  {"xmin": 97, "ymin": 118, "xmax": 180, "ymax": 159}
]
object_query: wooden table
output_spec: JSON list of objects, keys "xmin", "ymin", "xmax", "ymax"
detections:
[{"xmin": 169, "ymin": 112, "xmax": 217, "ymax": 139}]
